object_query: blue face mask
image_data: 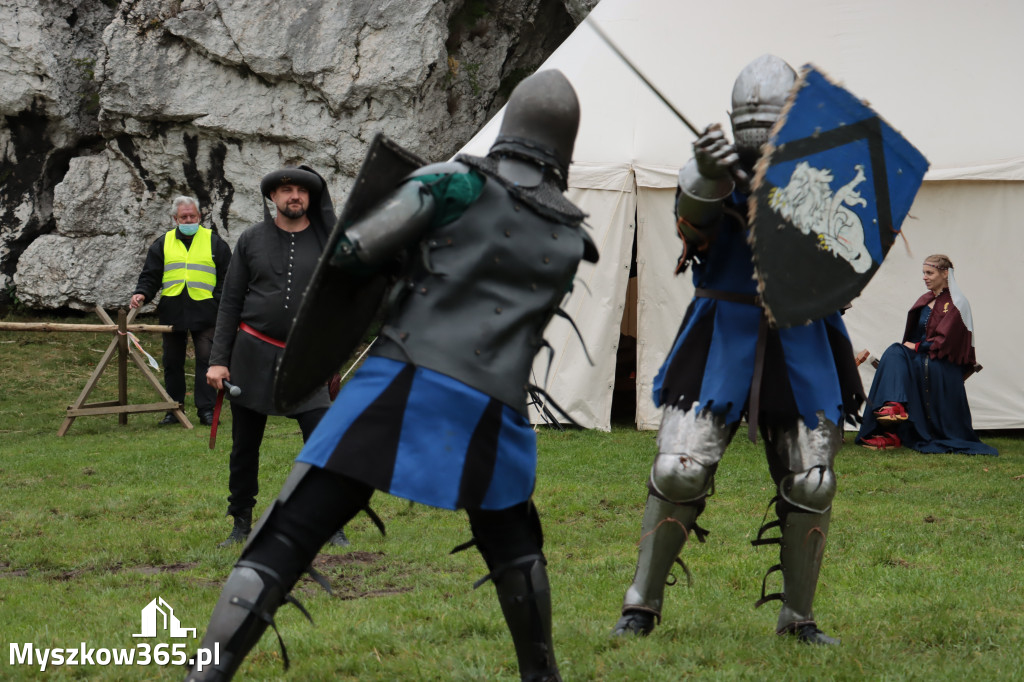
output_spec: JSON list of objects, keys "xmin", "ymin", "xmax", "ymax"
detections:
[{"xmin": 177, "ymin": 223, "xmax": 200, "ymax": 236}]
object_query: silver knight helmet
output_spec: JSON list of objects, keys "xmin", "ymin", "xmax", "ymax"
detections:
[
  {"xmin": 488, "ymin": 69, "xmax": 580, "ymax": 189},
  {"xmin": 730, "ymin": 55, "xmax": 797, "ymax": 169}
]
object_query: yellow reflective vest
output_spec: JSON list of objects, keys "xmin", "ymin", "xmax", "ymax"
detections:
[{"xmin": 161, "ymin": 227, "xmax": 216, "ymax": 300}]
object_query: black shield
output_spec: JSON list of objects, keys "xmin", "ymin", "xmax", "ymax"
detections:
[
  {"xmin": 274, "ymin": 134, "xmax": 427, "ymax": 412},
  {"xmin": 749, "ymin": 66, "xmax": 928, "ymax": 328}
]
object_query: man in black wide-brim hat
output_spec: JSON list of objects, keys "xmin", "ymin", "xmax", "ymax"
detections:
[{"xmin": 206, "ymin": 165, "xmax": 347, "ymax": 549}]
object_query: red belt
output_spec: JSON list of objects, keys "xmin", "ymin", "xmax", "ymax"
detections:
[{"xmin": 239, "ymin": 322, "xmax": 285, "ymax": 348}]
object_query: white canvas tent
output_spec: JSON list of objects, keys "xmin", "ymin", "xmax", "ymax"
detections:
[{"xmin": 459, "ymin": 0, "xmax": 1024, "ymax": 432}]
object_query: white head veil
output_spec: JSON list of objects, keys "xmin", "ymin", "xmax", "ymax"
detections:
[{"xmin": 929, "ymin": 259, "xmax": 975, "ymax": 348}]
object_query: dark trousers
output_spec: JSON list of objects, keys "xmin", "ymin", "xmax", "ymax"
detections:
[
  {"xmin": 226, "ymin": 402, "xmax": 328, "ymax": 517},
  {"xmin": 245, "ymin": 466, "xmax": 544, "ymax": 590},
  {"xmin": 233, "ymin": 469, "xmax": 554, "ymax": 679},
  {"xmin": 162, "ymin": 328, "xmax": 216, "ymax": 413}
]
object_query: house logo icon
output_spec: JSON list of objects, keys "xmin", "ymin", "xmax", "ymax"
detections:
[{"xmin": 132, "ymin": 597, "xmax": 197, "ymax": 639}]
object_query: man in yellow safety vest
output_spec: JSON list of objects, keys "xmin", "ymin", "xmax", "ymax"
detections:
[{"xmin": 130, "ymin": 196, "xmax": 232, "ymax": 426}]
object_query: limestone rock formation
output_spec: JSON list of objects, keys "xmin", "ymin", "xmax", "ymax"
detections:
[{"xmin": 1, "ymin": 0, "xmax": 597, "ymax": 312}]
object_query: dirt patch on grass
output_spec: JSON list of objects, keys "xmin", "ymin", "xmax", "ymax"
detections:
[
  {"xmin": 127, "ymin": 561, "xmax": 199, "ymax": 575},
  {"xmin": 312, "ymin": 551, "xmax": 384, "ymax": 568},
  {"xmin": 14, "ymin": 561, "xmax": 202, "ymax": 581},
  {"xmin": 0, "ymin": 562, "xmax": 29, "ymax": 577},
  {"xmin": 298, "ymin": 551, "xmax": 413, "ymax": 600}
]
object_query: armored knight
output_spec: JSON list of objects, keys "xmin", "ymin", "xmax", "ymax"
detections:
[
  {"xmin": 185, "ymin": 69, "xmax": 596, "ymax": 682},
  {"xmin": 611, "ymin": 55, "xmax": 863, "ymax": 644}
]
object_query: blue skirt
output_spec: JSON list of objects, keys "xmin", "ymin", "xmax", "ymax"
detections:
[
  {"xmin": 857, "ymin": 343, "xmax": 997, "ymax": 455},
  {"xmin": 296, "ymin": 357, "xmax": 538, "ymax": 510},
  {"xmin": 652, "ymin": 300, "xmax": 863, "ymax": 430}
]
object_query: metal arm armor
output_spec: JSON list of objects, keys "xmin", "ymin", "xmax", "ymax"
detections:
[
  {"xmin": 675, "ymin": 158, "xmax": 735, "ymax": 229},
  {"xmin": 332, "ymin": 180, "xmax": 437, "ymax": 268}
]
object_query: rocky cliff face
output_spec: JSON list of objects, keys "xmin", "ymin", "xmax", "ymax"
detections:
[{"xmin": 0, "ymin": 0, "xmax": 596, "ymax": 313}]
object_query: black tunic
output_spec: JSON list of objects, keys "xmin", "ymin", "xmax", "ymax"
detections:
[{"xmin": 210, "ymin": 220, "xmax": 330, "ymax": 416}]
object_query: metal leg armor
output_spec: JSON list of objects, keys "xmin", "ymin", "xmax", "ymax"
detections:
[
  {"xmin": 184, "ymin": 562, "xmax": 296, "ymax": 682},
  {"xmin": 493, "ymin": 556, "xmax": 560, "ymax": 682},
  {"xmin": 184, "ymin": 464, "xmax": 326, "ymax": 681},
  {"xmin": 616, "ymin": 494, "xmax": 703, "ymax": 633},
  {"xmin": 466, "ymin": 502, "xmax": 560, "ymax": 681},
  {"xmin": 775, "ymin": 508, "xmax": 833, "ymax": 639},
  {"xmin": 755, "ymin": 414, "xmax": 842, "ymax": 644},
  {"xmin": 614, "ymin": 407, "xmax": 736, "ymax": 634}
]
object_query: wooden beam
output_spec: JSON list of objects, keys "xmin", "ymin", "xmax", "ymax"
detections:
[
  {"xmin": 0, "ymin": 322, "xmax": 172, "ymax": 333},
  {"xmin": 66, "ymin": 402, "xmax": 180, "ymax": 417},
  {"xmin": 117, "ymin": 308, "xmax": 128, "ymax": 426},
  {"xmin": 42, "ymin": 305, "xmax": 196, "ymax": 435},
  {"xmin": 58, "ymin": 331, "xmax": 119, "ymax": 436},
  {"xmin": 128, "ymin": 347, "xmax": 194, "ymax": 430},
  {"xmin": 80, "ymin": 400, "xmax": 122, "ymax": 408}
]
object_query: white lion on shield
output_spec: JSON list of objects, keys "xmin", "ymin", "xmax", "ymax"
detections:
[{"xmin": 767, "ymin": 161, "xmax": 873, "ymax": 273}]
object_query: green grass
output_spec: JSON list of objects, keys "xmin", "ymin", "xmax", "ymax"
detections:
[{"xmin": 2, "ymin": 320, "xmax": 1023, "ymax": 680}]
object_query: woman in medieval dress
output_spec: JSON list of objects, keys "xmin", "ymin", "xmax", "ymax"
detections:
[{"xmin": 857, "ymin": 254, "xmax": 997, "ymax": 455}]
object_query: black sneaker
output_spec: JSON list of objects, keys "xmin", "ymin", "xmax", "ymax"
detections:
[
  {"xmin": 329, "ymin": 529, "xmax": 350, "ymax": 547},
  {"xmin": 217, "ymin": 526, "xmax": 249, "ymax": 548},
  {"xmin": 611, "ymin": 610, "xmax": 656, "ymax": 637},
  {"xmin": 198, "ymin": 411, "xmax": 215, "ymax": 426},
  {"xmin": 158, "ymin": 413, "xmax": 177, "ymax": 425},
  {"xmin": 217, "ymin": 511, "xmax": 252, "ymax": 548}
]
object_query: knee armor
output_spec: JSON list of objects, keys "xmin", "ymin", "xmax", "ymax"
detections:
[
  {"xmin": 650, "ymin": 453, "xmax": 715, "ymax": 503},
  {"xmin": 765, "ymin": 413, "xmax": 841, "ymax": 514},
  {"xmin": 779, "ymin": 466, "xmax": 836, "ymax": 514},
  {"xmin": 649, "ymin": 406, "xmax": 733, "ymax": 503}
]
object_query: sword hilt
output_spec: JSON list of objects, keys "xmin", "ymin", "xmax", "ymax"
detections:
[{"xmin": 729, "ymin": 160, "xmax": 751, "ymax": 189}]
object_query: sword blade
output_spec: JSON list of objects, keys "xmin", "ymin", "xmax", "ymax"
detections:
[{"xmin": 585, "ymin": 18, "xmax": 701, "ymax": 137}]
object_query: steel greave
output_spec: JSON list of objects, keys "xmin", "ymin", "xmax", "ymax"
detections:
[
  {"xmin": 775, "ymin": 508, "xmax": 831, "ymax": 633},
  {"xmin": 494, "ymin": 557, "xmax": 560, "ymax": 682},
  {"xmin": 622, "ymin": 494, "xmax": 701, "ymax": 618},
  {"xmin": 184, "ymin": 565, "xmax": 284, "ymax": 682}
]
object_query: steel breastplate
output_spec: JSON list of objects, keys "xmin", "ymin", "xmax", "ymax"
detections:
[{"xmin": 372, "ymin": 174, "xmax": 586, "ymax": 414}]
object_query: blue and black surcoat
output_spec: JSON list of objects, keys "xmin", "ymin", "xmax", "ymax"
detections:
[
  {"xmin": 653, "ymin": 196, "xmax": 863, "ymax": 430},
  {"xmin": 297, "ymin": 158, "xmax": 596, "ymax": 510}
]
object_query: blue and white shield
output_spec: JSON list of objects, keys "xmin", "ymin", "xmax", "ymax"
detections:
[{"xmin": 749, "ymin": 65, "xmax": 929, "ymax": 328}]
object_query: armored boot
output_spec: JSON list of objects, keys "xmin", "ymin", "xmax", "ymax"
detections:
[
  {"xmin": 493, "ymin": 556, "xmax": 561, "ymax": 682},
  {"xmin": 758, "ymin": 417, "xmax": 843, "ymax": 644},
  {"xmin": 187, "ymin": 465, "xmax": 371, "ymax": 681},
  {"xmin": 612, "ymin": 494, "xmax": 703, "ymax": 636},
  {"xmin": 218, "ymin": 509, "xmax": 252, "ymax": 548},
  {"xmin": 183, "ymin": 561, "xmax": 290, "ymax": 681},
  {"xmin": 775, "ymin": 508, "xmax": 839, "ymax": 645}
]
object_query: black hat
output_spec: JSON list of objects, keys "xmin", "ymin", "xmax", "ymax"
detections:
[{"xmin": 260, "ymin": 166, "xmax": 324, "ymax": 198}]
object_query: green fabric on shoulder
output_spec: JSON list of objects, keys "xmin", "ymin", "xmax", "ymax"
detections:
[{"xmin": 415, "ymin": 170, "xmax": 486, "ymax": 227}]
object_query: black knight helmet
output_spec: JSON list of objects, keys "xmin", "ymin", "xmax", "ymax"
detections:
[
  {"xmin": 488, "ymin": 69, "xmax": 580, "ymax": 189},
  {"xmin": 730, "ymin": 55, "xmax": 796, "ymax": 168}
]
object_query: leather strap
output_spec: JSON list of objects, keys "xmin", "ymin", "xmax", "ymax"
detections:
[
  {"xmin": 694, "ymin": 287, "xmax": 760, "ymax": 306},
  {"xmin": 747, "ymin": 312, "xmax": 768, "ymax": 443}
]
